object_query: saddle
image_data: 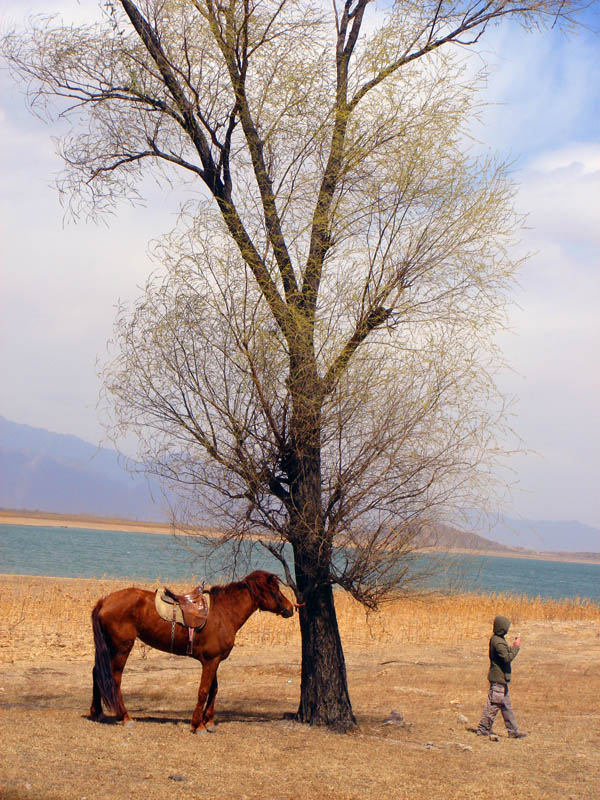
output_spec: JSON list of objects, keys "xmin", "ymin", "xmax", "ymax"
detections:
[{"xmin": 154, "ymin": 584, "xmax": 209, "ymax": 654}]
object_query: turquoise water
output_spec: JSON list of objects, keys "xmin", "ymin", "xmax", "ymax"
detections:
[{"xmin": 1, "ymin": 523, "xmax": 599, "ymax": 601}]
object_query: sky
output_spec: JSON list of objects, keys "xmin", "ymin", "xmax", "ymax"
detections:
[{"xmin": 1, "ymin": 1, "xmax": 599, "ymax": 528}]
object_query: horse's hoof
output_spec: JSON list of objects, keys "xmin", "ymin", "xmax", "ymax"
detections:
[
  {"xmin": 123, "ymin": 719, "xmax": 135, "ymax": 728},
  {"xmin": 192, "ymin": 726, "xmax": 208, "ymax": 735},
  {"xmin": 205, "ymin": 723, "xmax": 217, "ymax": 733}
]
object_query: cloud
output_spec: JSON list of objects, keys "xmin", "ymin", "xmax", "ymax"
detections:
[
  {"xmin": 517, "ymin": 146, "xmax": 600, "ymax": 250},
  {"xmin": 530, "ymin": 143, "xmax": 600, "ymax": 175},
  {"xmin": 494, "ymin": 138, "xmax": 600, "ymax": 526},
  {"xmin": 469, "ymin": 18, "xmax": 600, "ymax": 159},
  {"xmin": 1, "ymin": 0, "xmax": 100, "ymax": 27}
]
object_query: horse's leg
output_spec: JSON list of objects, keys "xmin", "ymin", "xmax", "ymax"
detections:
[
  {"xmin": 111, "ymin": 641, "xmax": 135, "ymax": 725},
  {"xmin": 191, "ymin": 658, "xmax": 219, "ymax": 734},
  {"xmin": 203, "ymin": 673, "xmax": 219, "ymax": 731},
  {"xmin": 90, "ymin": 665, "xmax": 104, "ymax": 720}
]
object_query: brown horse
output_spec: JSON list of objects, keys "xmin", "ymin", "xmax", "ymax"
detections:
[{"xmin": 90, "ymin": 570, "xmax": 295, "ymax": 732}]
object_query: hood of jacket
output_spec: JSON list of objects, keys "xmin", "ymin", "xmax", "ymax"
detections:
[{"xmin": 493, "ymin": 615, "xmax": 510, "ymax": 636}]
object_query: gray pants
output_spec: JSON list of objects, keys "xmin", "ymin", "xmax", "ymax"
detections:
[{"xmin": 477, "ymin": 682, "xmax": 519, "ymax": 735}]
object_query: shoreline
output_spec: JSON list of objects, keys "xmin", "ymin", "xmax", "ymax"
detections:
[
  {"xmin": 433, "ymin": 546, "xmax": 600, "ymax": 565},
  {"xmin": 1, "ymin": 509, "xmax": 599, "ymax": 565},
  {"xmin": 0, "ymin": 508, "xmax": 206, "ymax": 536}
]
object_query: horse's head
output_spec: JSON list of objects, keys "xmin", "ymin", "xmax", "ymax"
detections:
[{"xmin": 244, "ymin": 571, "xmax": 294, "ymax": 618}]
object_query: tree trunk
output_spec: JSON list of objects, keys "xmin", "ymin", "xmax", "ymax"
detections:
[
  {"xmin": 293, "ymin": 554, "xmax": 356, "ymax": 731},
  {"xmin": 285, "ymin": 348, "xmax": 355, "ymax": 729}
]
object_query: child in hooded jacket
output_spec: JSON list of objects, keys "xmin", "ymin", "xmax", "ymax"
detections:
[{"xmin": 476, "ymin": 615, "xmax": 527, "ymax": 739}]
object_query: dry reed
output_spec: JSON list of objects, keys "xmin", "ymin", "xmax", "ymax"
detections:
[{"xmin": 1, "ymin": 574, "xmax": 598, "ymax": 663}]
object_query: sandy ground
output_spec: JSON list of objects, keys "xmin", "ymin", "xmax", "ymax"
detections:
[{"xmin": 1, "ymin": 577, "xmax": 599, "ymax": 799}]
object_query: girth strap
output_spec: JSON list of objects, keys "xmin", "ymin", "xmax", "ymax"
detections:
[
  {"xmin": 170, "ymin": 605, "xmax": 177, "ymax": 653},
  {"xmin": 169, "ymin": 602, "xmax": 198, "ymax": 655}
]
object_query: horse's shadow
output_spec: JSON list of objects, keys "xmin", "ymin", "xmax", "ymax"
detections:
[{"xmin": 87, "ymin": 707, "xmax": 289, "ymax": 728}]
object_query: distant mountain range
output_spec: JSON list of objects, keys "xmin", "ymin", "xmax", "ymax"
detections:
[
  {"xmin": 477, "ymin": 515, "xmax": 600, "ymax": 555},
  {"xmin": 1, "ymin": 415, "xmax": 599, "ymax": 554},
  {"xmin": 0, "ymin": 415, "xmax": 167, "ymax": 521}
]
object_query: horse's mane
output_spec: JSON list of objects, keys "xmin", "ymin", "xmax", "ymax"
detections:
[
  {"xmin": 207, "ymin": 571, "xmax": 276, "ymax": 599},
  {"xmin": 207, "ymin": 580, "xmax": 247, "ymax": 597}
]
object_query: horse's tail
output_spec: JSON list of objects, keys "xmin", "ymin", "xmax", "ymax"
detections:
[{"xmin": 91, "ymin": 601, "xmax": 119, "ymax": 713}]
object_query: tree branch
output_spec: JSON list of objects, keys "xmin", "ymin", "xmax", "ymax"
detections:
[
  {"xmin": 323, "ymin": 304, "xmax": 393, "ymax": 394},
  {"xmin": 350, "ymin": 1, "xmax": 579, "ymax": 110},
  {"xmin": 118, "ymin": 0, "xmax": 293, "ymax": 336},
  {"xmin": 200, "ymin": 0, "xmax": 300, "ymax": 306},
  {"xmin": 302, "ymin": 0, "xmax": 370, "ymax": 317}
]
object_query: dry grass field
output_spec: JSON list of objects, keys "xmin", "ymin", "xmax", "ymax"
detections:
[{"xmin": 1, "ymin": 574, "xmax": 599, "ymax": 800}]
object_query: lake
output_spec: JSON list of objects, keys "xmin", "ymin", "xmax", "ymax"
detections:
[{"xmin": 1, "ymin": 523, "xmax": 599, "ymax": 602}]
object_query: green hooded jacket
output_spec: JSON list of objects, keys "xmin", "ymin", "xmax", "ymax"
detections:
[{"xmin": 487, "ymin": 615, "xmax": 520, "ymax": 684}]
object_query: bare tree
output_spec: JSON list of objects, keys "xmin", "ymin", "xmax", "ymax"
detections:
[{"xmin": 2, "ymin": 0, "xmax": 591, "ymax": 729}]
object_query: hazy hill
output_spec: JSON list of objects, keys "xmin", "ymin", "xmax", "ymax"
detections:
[
  {"xmin": 0, "ymin": 415, "xmax": 167, "ymax": 521},
  {"xmin": 422, "ymin": 523, "xmax": 514, "ymax": 553},
  {"xmin": 481, "ymin": 515, "xmax": 600, "ymax": 554}
]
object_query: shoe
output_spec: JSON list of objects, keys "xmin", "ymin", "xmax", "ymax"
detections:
[{"xmin": 508, "ymin": 731, "xmax": 527, "ymax": 739}]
